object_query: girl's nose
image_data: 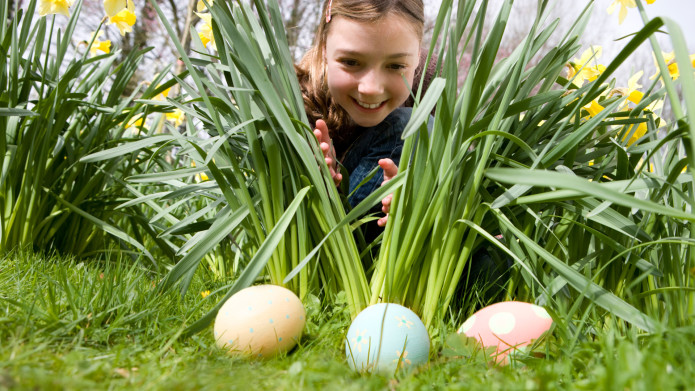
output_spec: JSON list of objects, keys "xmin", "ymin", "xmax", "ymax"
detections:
[{"xmin": 358, "ymin": 69, "xmax": 384, "ymax": 96}]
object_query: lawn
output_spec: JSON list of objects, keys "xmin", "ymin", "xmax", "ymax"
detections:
[
  {"xmin": 1, "ymin": 251, "xmax": 693, "ymax": 390},
  {"xmin": 3, "ymin": 0, "xmax": 695, "ymax": 389}
]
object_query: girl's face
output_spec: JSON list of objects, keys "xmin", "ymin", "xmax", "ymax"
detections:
[{"xmin": 324, "ymin": 14, "xmax": 420, "ymax": 128}]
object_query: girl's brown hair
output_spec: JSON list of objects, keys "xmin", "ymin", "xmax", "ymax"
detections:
[{"xmin": 296, "ymin": 0, "xmax": 425, "ymax": 155}]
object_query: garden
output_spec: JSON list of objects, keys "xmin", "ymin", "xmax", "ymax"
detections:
[{"xmin": 1, "ymin": 0, "xmax": 695, "ymax": 389}]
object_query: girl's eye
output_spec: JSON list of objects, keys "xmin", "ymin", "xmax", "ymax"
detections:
[
  {"xmin": 340, "ymin": 59, "xmax": 360, "ymax": 67},
  {"xmin": 388, "ymin": 64, "xmax": 407, "ymax": 71}
]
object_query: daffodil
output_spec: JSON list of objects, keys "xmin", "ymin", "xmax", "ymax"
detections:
[
  {"xmin": 104, "ymin": 0, "xmax": 136, "ymax": 36},
  {"xmin": 584, "ymin": 99, "xmax": 605, "ymax": 118},
  {"xmin": 610, "ymin": 71, "xmax": 644, "ymax": 109},
  {"xmin": 197, "ymin": 0, "xmax": 214, "ymax": 12},
  {"xmin": 651, "ymin": 51, "xmax": 695, "ymax": 82},
  {"xmin": 625, "ymin": 71, "xmax": 644, "ymax": 104},
  {"xmin": 124, "ymin": 115, "xmax": 147, "ymax": 135},
  {"xmin": 154, "ymin": 86, "xmax": 171, "ymax": 101},
  {"xmin": 88, "ymin": 31, "xmax": 111, "ymax": 56},
  {"xmin": 166, "ymin": 109, "xmax": 185, "ymax": 127},
  {"xmin": 128, "ymin": 116, "xmax": 146, "ymax": 128},
  {"xmin": 607, "ymin": 0, "xmax": 635, "ymax": 24},
  {"xmin": 623, "ymin": 122, "xmax": 647, "ymax": 146},
  {"xmin": 196, "ymin": 12, "xmax": 216, "ymax": 50},
  {"xmin": 191, "ymin": 161, "xmax": 209, "ymax": 182},
  {"xmin": 38, "ymin": 0, "xmax": 74, "ymax": 17},
  {"xmin": 567, "ymin": 46, "xmax": 606, "ymax": 87}
]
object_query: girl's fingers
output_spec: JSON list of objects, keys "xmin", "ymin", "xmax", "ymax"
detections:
[
  {"xmin": 382, "ymin": 194, "xmax": 392, "ymax": 213},
  {"xmin": 321, "ymin": 142, "xmax": 330, "ymax": 154},
  {"xmin": 377, "ymin": 160, "xmax": 397, "ymax": 225},
  {"xmin": 378, "ymin": 158, "xmax": 398, "ymax": 182},
  {"xmin": 315, "ymin": 119, "xmax": 330, "ymax": 143}
]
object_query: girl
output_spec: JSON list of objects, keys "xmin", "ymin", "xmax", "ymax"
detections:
[{"xmin": 295, "ymin": 0, "xmax": 436, "ymax": 227}]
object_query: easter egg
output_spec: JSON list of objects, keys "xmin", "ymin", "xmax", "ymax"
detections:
[
  {"xmin": 458, "ymin": 301, "xmax": 552, "ymax": 363},
  {"xmin": 345, "ymin": 303, "xmax": 429, "ymax": 374},
  {"xmin": 214, "ymin": 284, "xmax": 306, "ymax": 358}
]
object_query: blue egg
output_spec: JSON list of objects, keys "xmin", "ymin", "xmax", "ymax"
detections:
[{"xmin": 345, "ymin": 303, "xmax": 429, "ymax": 374}]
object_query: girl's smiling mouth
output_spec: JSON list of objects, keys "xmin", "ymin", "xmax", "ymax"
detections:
[{"xmin": 354, "ymin": 98, "xmax": 386, "ymax": 110}]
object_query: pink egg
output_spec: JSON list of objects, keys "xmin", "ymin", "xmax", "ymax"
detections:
[{"xmin": 458, "ymin": 301, "xmax": 552, "ymax": 363}]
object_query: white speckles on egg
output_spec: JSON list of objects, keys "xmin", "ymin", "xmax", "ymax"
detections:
[
  {"xmin": 488, "ymin": 312, "xmax": 515, "ymax": 335},
  {"xmin": 458, "ymin": 314, "xmax": 476, "ymax": 334},
  {"xmin": 213, "ymin": 285, "xmax": 306, "ymax": 358},
  {"xmin": 531, "ymin": 305, "xmax": 551, "ymax": 319}
]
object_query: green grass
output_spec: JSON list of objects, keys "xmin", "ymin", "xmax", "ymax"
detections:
[{"xmin": 1, "ymin": 251, "xmax": 694, "ymax": 390}]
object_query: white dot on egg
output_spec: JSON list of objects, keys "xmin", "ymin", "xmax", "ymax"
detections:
[
  {"xmin": 531, "ymin": 305, "xmax": 551, "ymax": 319},
  {"xmin": 459, "ymin": 315, "xmax": 477, "ymax": 334},
  {"xmin": 488, "ymin": 312, "xmax": 516, "ymax": 335}
]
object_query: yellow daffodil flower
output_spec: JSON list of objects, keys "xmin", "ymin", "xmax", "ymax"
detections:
[
  {"xmin": 196, "ymin": 12, "xmax": 216, "ymax": 50},
  {"xmin": 607, "ymin": 0, "xmax": 655, "ymax": 24},
  {"xmin": 127, "ymin": 116, "xmax": 146, "ymax": 128},
  {"xmin": 197, "ymin": 0, "xmax": 214, "ymax": 12},
  {"xmin": 625, "ymin": 71, "xmax": 644, "ymax": 104},
  {"xmin": 166, "ymin": 109, "xmax": 185, "ymax": 127},
  {"xmin": 191, "ymin": 161, "xmax": 209, "ymax": 182},
  {"xmin": 584, "ymin": 99, "xmax": 605, "ymax": 118},
  {"xmin": 610, "ymin": 71, "xmax": 644, "ymax": 109},
  {"xmin": 651, "ymin": 51, "xmax": 695, "ymax": 82},
  {"xmin": 623, "ymin": 122, "xmax": 647, "ymax": 146},
  {"xmin": 608, "ymin": 0, "xmax": 634, "ymax": 24},
  {"xmin": 155, "ymin": 86, "xmax": 171, "ymax": 101},
  {"xmin": 38, "ymin": 0, "xmax": 74, "ymax": 17},
  {"xmin": 147, "ymin": 75, "xmax": 171, "ymax": 100},
  {"xmin": 105, "ymin": 0, "xmax": 136, "ymax": 36},
  {"xmin": 567, "ymin": 46, "xmax": 606, "ymax": 87},
  {"xmin": 124, "ymin": 115, "xmax": 147, "ymax": 136},
  {"xmin": 88, "ymin": 31, "xmax": 111, "ymax": 56},
  {"xmin": 104, "ymin": 0, "xmax": 126, "ymax": 17}
]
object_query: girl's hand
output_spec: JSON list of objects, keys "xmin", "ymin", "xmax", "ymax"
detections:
[
  {"xmin": 314, "ymin": 119, "xmax": 342, "ymax": 187},
  {"xmin": 377, "ymin": 158, "xmax": 398, "ymax": 227}
]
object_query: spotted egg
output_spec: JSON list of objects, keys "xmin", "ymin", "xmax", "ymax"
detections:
[
  {"xmin": 345, "ymin": 303, "xmax": 429, "ymax": 374},
  {"xmin": 213, "ymin": 285, "xmax": 306, "ymax": 358},
  {"xmin": 458, "ymin": 301, "xmax": 553, "ymax": 363}
]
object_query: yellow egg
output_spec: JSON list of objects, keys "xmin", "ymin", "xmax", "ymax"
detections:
[{"xmin": 213, "ymin": 285, "xmax": 306, "ymax": 358}]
